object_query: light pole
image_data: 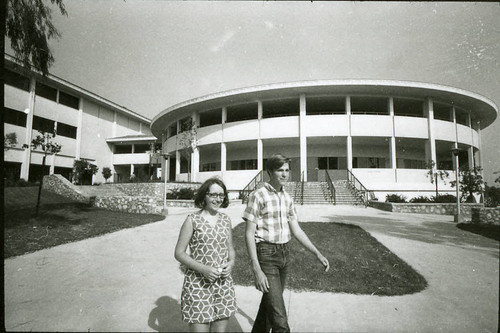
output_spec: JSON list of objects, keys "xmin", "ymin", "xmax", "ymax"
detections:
[
  {"xmin": 161, "ymin": 153, "xmax": 170, "ymax": 215},
  {"xmin": 451, "ymin": 148, "xmax": 463, "ymax": 222}
]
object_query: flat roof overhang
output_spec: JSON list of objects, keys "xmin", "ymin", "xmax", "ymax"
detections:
[
  {"xmin": 106, "ymin": 135, "xmax": 158, "ymax": 144},
  {"xmin": 151, "ymin": 80, "xmax": 498, "ymax": 138}
]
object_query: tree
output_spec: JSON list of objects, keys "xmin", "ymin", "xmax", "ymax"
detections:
[
  {"xmin": 450, "ymin": 166, "xmax": 484, "ymax": 203},
  {"xmin": 23, "ymin": 131, "xmax": 62, "ymax": 215},
  {"xmin": 177, "ymin": 117, "xmax": 198, "ymax": 182},
  {"xmin": 4, "ymin": 132, "xmax": 18, "ymax": 150},
  {"xmin": 425, "ymin": 160, "xmax": 450, "ymax": 197},
  {"xmin": 5, "ymin": 0, "xmax": 67, "ymax": 75},
  {"xmin": 73, "ymin": 159, "xmax": 99, "ymax": 185},
  {"xmin": 102, "ymin": 167, "xmax": 112, "ymax": 183}
]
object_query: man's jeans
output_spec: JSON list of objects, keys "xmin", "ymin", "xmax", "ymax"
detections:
[{"xmin": 252, "ymin": 242, "xmax": 290, "ymax": 333}]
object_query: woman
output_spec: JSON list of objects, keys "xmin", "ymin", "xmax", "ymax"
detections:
[{"xmin": 174, "ymin": 177, "xmax": 236, "ymax": 332}]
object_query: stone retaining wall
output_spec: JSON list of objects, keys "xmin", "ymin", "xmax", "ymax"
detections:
[
  {"xmin": 92, "ymin": 196, "xmax": 162, "ymax": 214},
  {"xmin": 166, "ymin": 200, "xmax": 195, "ymax": 208},
  {"xmin": 471, "ymin": 207, "xmax": 500, "ymax": 225},
  {"xmin": 42, "ymin": 174, "xmax": 90, "ymax": 203},
  {"xmin": 368, "ymin": 201, "xmax": 483, "ymax": 221},
  {"xmin": 104, "ymin": 182, "xmax": 200, "ymax": 198}
]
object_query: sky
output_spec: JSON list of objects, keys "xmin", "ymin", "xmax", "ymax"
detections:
[{"xmin": 6, "ymin": 1, "xmax": 500, "ymax": 184}]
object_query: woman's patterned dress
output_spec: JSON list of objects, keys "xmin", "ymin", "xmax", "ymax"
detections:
[{"xmin": 181, "ymin": 212, "xmax": 236, "ymax": 324}]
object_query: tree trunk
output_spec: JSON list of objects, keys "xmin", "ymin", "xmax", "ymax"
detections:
[
  {"xmin": 36, "ymin": 155, "xmax": 46, "ymax": 216},
  {"xmin": 435, "ymin": 174, "xmax": 438, "ymax": 197}
]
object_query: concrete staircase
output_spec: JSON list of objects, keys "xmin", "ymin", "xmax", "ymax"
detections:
[
  {"xmin": 243, "ymin": 180, "xmax": 366, "ymax": 206},
  {"xmin": 332, "ymin": 180, "xmax": 365, "ymax": 205},
  {"xmin": 284, "ymin": 181, "xmax": 365, "ymax": 205}
]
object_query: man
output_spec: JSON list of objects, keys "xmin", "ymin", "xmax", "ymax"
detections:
[{"xmin": 243, "ymin": 154, "xmax": 330, "ymax": 333}]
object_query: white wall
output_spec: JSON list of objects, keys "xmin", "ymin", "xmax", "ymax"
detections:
[{"xmin": 351, "ymin": 115, "xmax": 392, "ymax": 136}]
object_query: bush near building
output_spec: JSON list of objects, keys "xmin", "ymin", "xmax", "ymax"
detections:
[{"xmin": 386, "ymin": 194, "xmax": 457, "ymax": 204}]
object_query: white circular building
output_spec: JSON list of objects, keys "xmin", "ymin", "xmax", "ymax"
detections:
[{"xmin": 151, "ymin": 80, "xmax": 498, "ymax": 200}]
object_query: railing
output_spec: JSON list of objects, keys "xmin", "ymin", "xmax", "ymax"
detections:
[
  {"xmin": 240, "ymin": 170, "xmax": 264, "ymax": 203},
  {"xmin": 346, "ymin": 169, "xmax": 374, "ymax": 206},
  {"xmin": 324, "ymin": 170, "xmax": 336, "ymax": 205},
  {"xmin": 300, "ymin": 171, "xmax": 305, "ymax": 205}
]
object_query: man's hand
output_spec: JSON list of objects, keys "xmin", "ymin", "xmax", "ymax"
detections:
[
  {"xmin": 317, "ymin": 253, "xmax": 330, "ymax": 272},
  {"xmin": 253, "ymin": 268, "xmax": 269, "ymax": 293}
]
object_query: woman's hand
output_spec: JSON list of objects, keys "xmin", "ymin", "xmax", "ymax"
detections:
[
  {"xmin": 201, "ymin": 266, "xmax": 221, "ymax": 282},
  {"xmin": 221, "ymin": 260, "xmax": 234, "ymax": 277},
  {"xmin": 317, "ymin": 253, "xmax": 330, "ymax": 272}
]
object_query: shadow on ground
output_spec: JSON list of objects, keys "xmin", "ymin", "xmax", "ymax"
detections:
[{"xmin": 148, "ymin": 296, "xmax": 244, "ymax": 332}]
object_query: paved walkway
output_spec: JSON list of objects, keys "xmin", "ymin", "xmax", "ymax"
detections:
[{"xmin": 4, "ymin": 204, "xmax": 499, "ymax": 332}]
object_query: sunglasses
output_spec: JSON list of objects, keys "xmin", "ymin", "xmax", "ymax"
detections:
[{"xmin": 206, "ymin": 193, "xmax": 225, "ymax": 199}]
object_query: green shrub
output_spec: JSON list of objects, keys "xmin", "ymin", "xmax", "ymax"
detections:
[
  {"xmin": 385, "ymin": 194, "xmax": 407, "ymax": 203},
  {"xmin": 484, "ymin": 185, "xmax": 500, "ymax": 207},
  {"xmin": 432, "ymin": 194, "xmax": 457, "ymax": 203},
  {"xmin": 167, "ymin": 187, "xmax": 196, "ymax": 200},
  {"xmin": 409, "ymin": 196, "xmax": 432, "ymax": 203}
]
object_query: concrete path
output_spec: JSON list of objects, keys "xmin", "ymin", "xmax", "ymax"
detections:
[{"xmin": 4, "ymin": 204, "xmax": 499, "ymax": 332}]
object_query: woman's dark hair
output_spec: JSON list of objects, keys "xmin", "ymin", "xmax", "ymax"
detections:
[
  {"xmin": 265, "ymin": 154, "xmax": 291, "ymax": 172},
  {"xmin": 194, "ymin": 177, "xmax": 229, "ymax": 209}
]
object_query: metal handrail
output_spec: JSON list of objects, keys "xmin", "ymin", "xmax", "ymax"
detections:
[
  {"xmin": 346, "ymin": 169, "xmax": 373, "ymax": 206},
  {"xmin": 300, "ymin": 171, "xmax": 305, "ymax": 205},
  {"xmin": 293, "ymin": 179, "xmax": 301, "ymax": 205},
  {"xmin": 240, "ymin": 170, "xmax": 264, "ymax": 203},
  {"xmin": 324, "ymin": 170, "xmax": 336, "ymax": 205}
]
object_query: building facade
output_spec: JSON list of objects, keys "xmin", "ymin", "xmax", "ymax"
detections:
[
  {"xmin": 151, "ymin": 80, "xmax": 498, "ymax": 199},
  {"xmin": 3, "ymin": 56, "xmax": 160, "ymax": 184}
]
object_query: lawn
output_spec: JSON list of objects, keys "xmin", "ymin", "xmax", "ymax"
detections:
[
  {"xmin": 231, "ymin": 222, "xmax": 428, "ymax": 296},
  {"xmin": 457, "ymin": 223, "xmax": 500, "ymax": 241},
  {"xmin": 4, "ymin": 188, "xmax": 165, "ymax": 258}
]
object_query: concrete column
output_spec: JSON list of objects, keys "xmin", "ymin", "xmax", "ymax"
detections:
[
  {"xmin": 167, "ymin": 156, "xmax": 171, "ymax": 181},
  {"xmin": 20, "ymin": 77, "xmax": 37, "ymax": 180},
  {"xmin": 75, "ymin": 99, "xmax": 83, "ymax": 160},
  {"xmin": 389, "ymin": 97, "xmax": 397, "ymax": 181},
  {"xmin": 191, "ymin": 148, "xmax": 199, "ymax": 181},
  {"xmin": 222, "ymin": 107, "xmax": 227, "ymax": 124},
  {"xmin": 299, "ymin": 94, "xmax": 307, "ymax": 181},
  {"xmin": 346, "ymin": 96, "xmax": 353, "ymax": 171},
  {"xmin": 176, "ymin": 150, "xmax": 181, "ymax": 180},
  {"xmin": 476, "ymin": 121, "xmax": 483, "ymax": 168},
  {"xmin": 49, "ymin": 155, "xmax": 55, "ymax": 174},
  {"xmin": 425, "ymin": 98, "xmax": 437, "ymax": 171},
  {"xmin": 257, "ymin": 139, "xmax": 263, "ymax": 171},
  {"xmin": 257, "ymin": 101, "xmax": 263, "ymax": 171},
  {"xmin": 130, "ymin": 164, "xmax": 135, "ymax": 177},
  {"xmin": 221, "ymin": 142, "xmax": 226, "ymax": 172},
  {"xmin": 467, "ymin": 112, "xmax": 474, "ymax": 168}
]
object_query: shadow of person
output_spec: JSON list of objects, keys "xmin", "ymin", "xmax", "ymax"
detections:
[
  {"xmin": 148, "ymin": 296, "xmax": 244, "ymax": 332},
  {"xmin": 148, "ymin": 296, "xmax": 186, "ymax": 332}
]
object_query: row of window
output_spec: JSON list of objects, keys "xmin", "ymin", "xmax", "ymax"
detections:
[
  {"xmin": 198, "ymin": 157, "xmax": 430, "ymax": 172},
  {"xmin": 4, "ymin": 108, "xmax": 78, "ymax": 139},
  {"xmin": 167, "ymin": 97, "xmax": 472, "ymax": 136},
  {"xmin": 4, "ymin": 69, "xmax": 80, "ymax": 109},
  {"xmin": 114, "ymin": 143, "xmax": 161, "ymax": 154}
]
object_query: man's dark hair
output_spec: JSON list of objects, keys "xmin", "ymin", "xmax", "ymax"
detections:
[
  {"xmin": 194, "ymin": 177, "xmax": 229, "ymax": 208},
  {"xmin": 265, "ymin": 154, "xmax": 291, "ymax": 173}
]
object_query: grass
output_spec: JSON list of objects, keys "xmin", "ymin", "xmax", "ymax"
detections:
[
  {"xmin": 3, "ymin": 188, "xmax": 165, "ymax": 258},
  {"xmin": 457, "ymin": 223, "xmax": 500, "ymax": 241},
  {"xmin": 231, "ymin": 222, "xmax": 428, "ymax": 296}
]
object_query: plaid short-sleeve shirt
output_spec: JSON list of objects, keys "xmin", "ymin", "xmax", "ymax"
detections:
[{"xmin": 242, "ymin": 183, "xmax": 297, "ymax": 244}]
